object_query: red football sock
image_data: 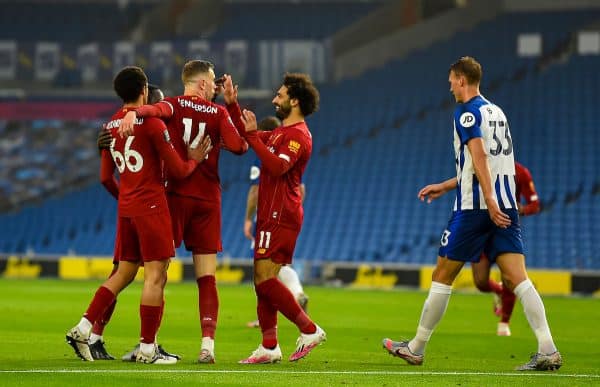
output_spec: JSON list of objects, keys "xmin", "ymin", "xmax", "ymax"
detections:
[
  {"xmin": 84, "ymin": 286, "xmax": 116, "ymax": 324},
  {"xmin": 256, "ymin": 278, "xmax": 316, "ymax": 334},
  {"xmin": 500, "ymin": 286, "xmax": 517, "ymax": 323},
  {"xmin": 140, "ymin": 304, "xmax": 162, "ymax": 344},
  {"xmin": 92, "ymin": 299, "xmax": 116, "ymax": 335},
  {"xmin": 91, "ymin": 267, "xmax": 118, "ymax": 335},
  {"xmin": 158, "ymin": 298, "xmax": 165, "ymax": 326},
  {"xmin": 488, "ymin": 279, "xmax": 503, "ymax": 295},
  {"xmin": 196, "ymin": 275, "xmax": 219, "ymax": 339},
  {"xmin": 257, "ymin": 295, "xmax": 278, "ymax": 349}
]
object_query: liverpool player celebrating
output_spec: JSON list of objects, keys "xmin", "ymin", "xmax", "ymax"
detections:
[
  {"xmin": 91, "ymin": 84, "xmax": 179, "ymax": 361},
  {"xmin": 66, "ymin": 66, "xmax": 210, "ymax": 364},
  {"xmin": 118, "ymin": 60, "xmax": 248, "ymax": 363},
  {"xmin": 238, "ymin": 73, "xmax": 326, "ymax": 364}
]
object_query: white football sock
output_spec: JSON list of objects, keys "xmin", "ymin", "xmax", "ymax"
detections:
[
  {"xmin": 140, "ymin": 342, "xmax": 155, "ymax": 355},
  {"xmin": 409, "ymin": 281, "xmax": 452, "ymax": 355},
  {"xmin": 77, "ymin": 317, "xmax": 92, "ymax": 336},
  {"xmin": 202, "ymin": 336, "xmax": 214, "ymax": 353},
  {"xmin": 514, "ymin": 279, "xmax": 557, "ymax": 354},
  {"xmin": 89, "ymin": 333, "xmax": 102, "ymax": 344},
  {"xmin": 278, "ymin": 265, "xmax": 304, "ymax": 298}
]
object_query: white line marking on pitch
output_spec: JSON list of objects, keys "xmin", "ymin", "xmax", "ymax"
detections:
[{"xmin": 0, "ymin": 370, "xmax": 598, "ymax": 378}]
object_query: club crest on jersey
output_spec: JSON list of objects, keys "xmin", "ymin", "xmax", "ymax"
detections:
[
  {"xmin": 460, "ymin": 112, "xmax": 476, "ymax": 128},
  {"xmin": 288, "ymin": 140, "xmax": 301, "ymax": 153}
]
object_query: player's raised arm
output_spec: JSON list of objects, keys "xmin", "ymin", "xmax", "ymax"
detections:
[
  {"xmin": 218, "ymin": 105, "xmax": 248, "ymax": 155},
  {"xmin": 99, "ymin": 149, "xmax": 119, "ymax": 199},
  {"xmin": 118, "ymin": 101, "xmax": 174, "ymax": 138},
  {"xmin": 222, "ymin": 74, "xmax": 246, "ymax": 134},
  {"xmin": 241, "ymin": 109, "xmax": 296, "ymax": 177}
]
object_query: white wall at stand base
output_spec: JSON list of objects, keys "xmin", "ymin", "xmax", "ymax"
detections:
[
  {"xmin": 517, "ymin": 33, "xmax": 542, "ymax": 57},
  {"xmin": 0, "ymin": 41, "xmax": 16, "ymax": 80},
  {"xmin": 258, "ymin": 40, "xmax": 326, "ymax": 89},
  {"xmin": 503, "ymin": 0, "xmax": 600, "ymax": 12},
  {"xmin": 578, "ymin": 31, "xmax": 600, "ymax": 54}
]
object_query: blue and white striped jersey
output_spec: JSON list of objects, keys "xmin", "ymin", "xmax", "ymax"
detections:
[{"xmin": 453, "ymin": 95, "xmax": 516, "ymax": 211}]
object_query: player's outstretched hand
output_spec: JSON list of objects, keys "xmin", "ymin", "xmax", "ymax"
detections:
[
  {"xmin": 418, "ymin": 183, "xmax": 446, "ymax": 203},
  {"xmin": 188, "ymin": 135, "xmax": 212, "ymax": 162},
  {"xmin": 241, "ymin": 109, "xmax": 257, "ymax": 132},
  {"xmin": 243, "ymin": 219, "xmax": 254, "ymax": 240},
  {"xmin": 118, "ymin": 111, "xmax": 137, "ymax": 138},
  {"xmin": 97, "ymin": 125, "xmax": 112, "ymax": 152},
  {"xmin": 223, "ymin": 74, "xmax": 238, "ymax": 105},
  {"xmin": 486, "ymin": 199, "xmax": 511, "ymax": 228}
]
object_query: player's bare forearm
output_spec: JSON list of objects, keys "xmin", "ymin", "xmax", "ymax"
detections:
[
  {"xmin": 97, "ymin": 127, "xmax": 112, "ymax": 153},
  {"xmin": 440, "ymin": 177, "xmax": 458, "ymax": 193},
  {"xmin": 245, "ymin": 185, "xmax": 258, "ymax": 221},
  {"xmin": 468, "ymin": 138, "xmax": 511, "ymax": 227},
  {"xmin": 418, "ymin": 177, "xmax": 456, "ymax": 203}
]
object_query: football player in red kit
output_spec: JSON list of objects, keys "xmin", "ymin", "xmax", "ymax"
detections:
[
  {"xmin": 118, "ymin": 60, "xmax": 248, "ymax": 363},
  {"xmin": 91, "ymin": 84, "xmax": 178, "ymax": 361},
  {"xmin": 66, "ymin": 66, "xmax": 211, "ymax": 364},
  {"xmin": 238, "ymin": 73, "xmax": 326, "ymax": 364}
]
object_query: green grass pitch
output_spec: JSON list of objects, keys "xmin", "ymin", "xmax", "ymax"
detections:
[{"xmin": 0, "ymin": 278, "xmax": 598, "ymax": 386}]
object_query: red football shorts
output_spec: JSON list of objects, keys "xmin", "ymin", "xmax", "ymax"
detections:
[
  {"xmin": 117, "ymin": 210, "xmax": 174, "ymax": 262},
  {"xmin": 168, "ymin": 194, "xmax": 222, "ymax": 255},
  {"xmin": 253, "ymin": 222, "xmax": 300, "ymax": 265}
]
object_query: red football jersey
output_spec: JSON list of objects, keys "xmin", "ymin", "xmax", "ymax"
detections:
[
  {"xmin": 515, "ymin": 161, "xmax": 540, "ymax": 215},
  {"xmin": 135, "ymin": 96, "xmax": 248, "ymax": 202},
  {"xmin": 102, "ymin": 107, "xmax": 198, "ymax": 217},
  {"xmin": 247, "ymin": 121, "xmax": 312, "ymax": 230}
]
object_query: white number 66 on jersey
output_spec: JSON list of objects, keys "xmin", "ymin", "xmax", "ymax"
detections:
[{"xmin": 110, "ymin": 136, "xmax": 144, "ymax": 173}]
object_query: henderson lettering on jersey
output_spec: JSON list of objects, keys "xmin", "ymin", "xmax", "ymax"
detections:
[
  {"xmin": 106, "ymin": 117, "xmax": 144, "ymax": 130},
  {"xmin": 177, "ymin": 98, "xmax": 219, "ymax": 114}
]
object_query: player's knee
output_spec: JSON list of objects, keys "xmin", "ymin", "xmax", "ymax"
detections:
[
  {"xmin": 498, "ymin": 269, "xmax": 527, "ymax": 292},
  {"xmin": 473, "ymin": 276, "xmax": 488, "ymax": 291},
  {"xmin": 431, "ymin": 267, "xmax": 456, "ymax": 285},
  {"xmin": 498, "ymin": 275, "xmax": 520, "ymax": 292},
  {"xmin": 145, "ymin": 270, "xmax": 167, "ymax": 288}
]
